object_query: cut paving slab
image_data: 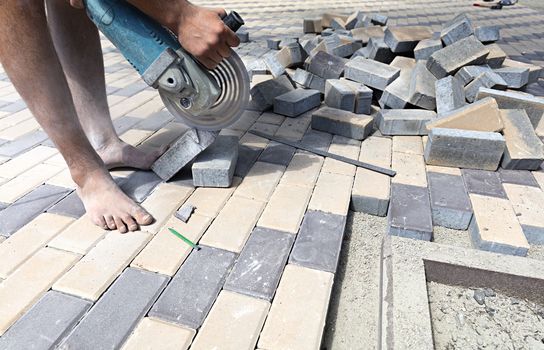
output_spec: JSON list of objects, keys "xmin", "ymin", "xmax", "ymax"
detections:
[
  {"xmin": 224, "ymin": 226, "xmax": 294, "ymax": 301},
  {"xmin": 424, "ymin": 128, "xmax": 505, "ymax": 171},
  {"xmin": 250, "ymin": 75, "xmax": 295, "ymax": 110},
  {"xmin": 311, "ymin": 106, "xmax": 373, "ymax": 140},
  {"xmin": 289, "ymin": 210, "xmax": 347, "ymax": 273},
  {"xmin": 149, "ymin": 245, "xmax": 237, "ymax": 329},
  {"xmin": 408, "ymin": 61, "xmax": 437, "ymax": 110},
  {"xmin": 378, "ymin": 109, "xmax": 436, "ymax": 136},
  {"xmin": 414, "ymin": 39, "xmax": 442, "ymax": 61},
  {"xmin": 120, "ymin": 170, "xmax": 162, "ymax": 203},
  {"xmin": 293, "ymin": 68, "xmax": 326, "ymax": 92},
  {"xmin": 379, "ymin": 56, "xmax": 416, "ymax": 109},
  {"xmin": 384, "ymin": 26, "xmax": 433, "ymax": 53},
  {"xmin": 485, "ymin": 43, "xmax": 506, "ymax": 69},
  {"xmin": 274, "ymin": 89, "xmax": 321, "ymax": 117},
  {"xmin": 0, "ymin": 291, "xmax": 92, "ymax": 350},
  {"xmin": 500, "ymin": 109, "xmax": 544, "ymax": 170},
  {"xmin": 475, "ymin": 25, "xmax": 500, "ymax": 44},
  {"xmin": 340, "ymin": 78, "xmax": 373, "ymax": 114},
  {"xmin": 504, "ymin": 183, "xmax": 544, "ymax": 245},
  {"xmin": 502, "ymin": 58, "xmax": 543, "ymax": 85},
  {"xmin": 494, "ymin": 67, "xmax": 530, "ymax": 89},
  {"xmin": 427, "ymin": 171, "xmax": 472, "ymax": 230},
  {"xmin": 306, "ymin": 51, "xmax": 347, "ymax": 79},
  {"xmin": 388, "ymin": 183, "xmax": 433, "ymax": 241},
  {"xmin": 462, "ymin": 169, "xmax": 507, "ymax": 199},
  {"xmin": 152, "ymin": 129, "xmax": 218, "ymax": 181},
  {"xmin": 440, "ymin": 13, "xmax": 473, "ymax": 46},
  {"xmin": 344, "ymin": 56, "xmax": 400, "ymax": 90},
  {"xmin": 192, "ymin": 135, "xmax": 239, "ymax": 188},
  {"xmin": 58, "ymin": 268, "xmax": 169, "ymax": 350},
  {"xmin": 426, "ymin": 97, "xmax": 502, "ymax": 132},
  {"xmin": 464, "ymin": 71, "xmax": 506, "ymax": 103},
  {"xmin": 324, "ymin": 79, "xmax": 356, "ymax": 112},
  {"xmin": 435, "ymin": 75, "xmax": 465, "ymax": 114}
]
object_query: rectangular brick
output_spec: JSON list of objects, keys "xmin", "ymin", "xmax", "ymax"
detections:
[
  {"xmin": 234, "ymin": 161, "xmax": 285, "ymax": 202},
  {"xmin": 464, "ymin": 71, "xmax": 506, "ymax": 103},
  {"xmin": 379, "ymin": 56, "xmax": 416, "ymax": 109},
  {"xmin": 0, "ymin": 247, "xmax": 79, "ymax": 335},
  {"xmin": 0, "ymin": 145, "xmax": 56, "ymax": 179},
  {"xmin": 408, "ymin": 61, "xmax": 437, "ymax": 110},
  {"xmin": 122, "ymin": 318, "xmax": 195, "ymax": 350},
  {"xmin": 502, "ymin": 58, "xmax": 543, "ymax": 84},
  {"xmin": 504, "ymin": 183, "xmax": 544, "ymax": 244},
  {"xmin": 185, "ymin": 179, "xmax": 238, "ymax": 218},
  {"xmin": 280, "ymin": 151, "xmax": 324, "ymax": 188},
  {"xmin": 131, "ymin": 214, "xmax": 211, "ymax": 276},
  {"xmin": 149, "ymin": 246, "xmax": 237, "ymax": 329},
  {"xmin": 274, "ymin": 112, "xmax": 312, "ymax": 141},
  {"xmin": 312, "ymin": 106, "xmax": 373, "ymax": 140},
  {"xmin": 0, "ymin": 163, "xmax": 62, "ymax": 204},
  {"xmin": 47, "ymin": 214, "xmax": 107, "ymax": 254},
  {"xmin": 388, "ymin": 183, "xmax": 433, "ymax": 241},
  {"xmin": 234, "ymin": 145, "xmax": 262, "ymax": 177},
  {"xmin": 500, "ymin": 109, "xmax": 544, "ymax": 170},
  {"xmin": 499, "ymin": 169, "xmax": 540, "ymax": 188},
  {"xmin": 476, "ymin": 88, "xmax": 544, "ymax": 128},
  {"xmin": 486, "ymin": 44, "xmax": 506, "ymax": 69},
  {"xmin": 258, "ymin": 141, "xmax": 296, "ymax": 166},
  {"xmin": 58, "ymin": 268, "xmax": 168, "ymax": 350},
  {"xmin": 414, "ymin": 39, "xmax": 442, "ymax": 61},
  {"xmin": 53, "ymin": 231, "xmax": 151, "ymax": 301},
  {"xmin": 250, "ymin": 76, "xmax": 294, "ymax": 110},
  {"xmin": 426, "ymin": 97, "xmax": 502, "ymax": 132},
  {"xmin": 435, "ymin": 76, "xmax": 466, "ymax": 114},
  {"xmin": 47, "ymin": 190, "xmax": 85, "ymax": 219},
  {"xmin": 440, "ymin": 14, "xmax": 473, "ymax": 46},
  {"xmin": 384, "ymin": 26, "xmax": 433, "ymax": 53},
  {"xmin": 392, "ymin": 136, "xmax": 423, "ymax": 155},
  {"xmin": 378, "ymin": 109, "xmax": 436, "ymax": 136},
  {"xmin": 322, "ymin": 135, "xmax": 361, "ymax": 176},
  {"xmin": 340, "ymin": 78, "xmax": 373, "ymax": 114},
  {"xmin": 392, "ymin": 151, "xmax": 427, "ymax": 187},
  {"xmin": 345, "ymin": 57, "xmax": 400, "ymax": 90},
  {"xmin": 224, "ymin": 227, "xmax": 294, "ymax": 301},
  {"xmin": 0, "ymin": 130, "xmax": 48, "ymax": 157},
  {"xmin": 120, "ymin": 170, "xmax": 162, "ymax": 203},
  {"xmin": 475, "ymin": 25, "xmax": 500, "ymax": 43},
  {"xmin": 192, "ymin": 135, "xmax": 238, "ymax": 188},
  {"xmin": 307, "ymin": 51, "xmax": 347, "ymax": 79},
  {"xmin": 274, "ymin": 89, "xmax": 321, "ymax": 117},
  {"xmin": 258, "ymin": 265, "xmax": 334, "ymax": 350},
  {"xmin": 428, "ymin": 172, "xmax": 472, "ymax": 230},
  {"xmin": 469, "ymin": 194, "xmax": 529, "ymax": 256},
  {"xmin": 462, "ymin": 169, "xmax": 507, "ymax": 198},
  {"xmin": 308, "ymin": 171, "xmax": 353, "ymax": 216},
  {"xmin": 427, "ymin": 36, "xmax": 489, "ymax": 78},
  {"xmin": 324, "ymin": 79, "xmax": 356, "ymax": 112}
]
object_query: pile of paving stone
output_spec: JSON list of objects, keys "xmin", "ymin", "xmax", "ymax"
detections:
[{"xmin": 248, "ymin": 11, "xmax": 544, "ymax": 172}]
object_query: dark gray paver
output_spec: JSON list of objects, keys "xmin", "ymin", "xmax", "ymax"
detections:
[
  {"xmin": 427, "ymin": 36, "xmax": 489, "ymax": 79},
  {"xmin": 500, "ymin": 109, "xmax": 544, "ymax": 170},
  {"xmin": 0, "ymin": 184, "xmax": 70, "ymax": 237},
  {"xmin": 462, "ymin": 169, "xmax": 507, "ymax": 199},
  {"xmin": 307, "ymin": 51, "xmax": 347, "ymax": 79},
  {"xmin": 58, "ymin": 268, "xmax": 168, "ymax": 350},
  {"xmin": 149, "ymin": 246, "xmax": 237, "ymax": 329},
  {"xmin": 250, "ymin": 75, "xmax": 295, "ymax": 110},
  {"xmin": 273, "ymin": 89, "xmax": 321, "ymax": 118},
  {"xmin": 499, "ymin": 169, "xmax": 540, "ymax": 188},
  {"xmin": 300, "ymin": 129, "xmax": 333, "ymax": 153},
  {"xmin": 289, "ymin": 210, "xmax": 347, "ymax": 273},
  {"xmin": 192, "ymin": 135, "xmax": 238, "ymax": 188},
  {"xmin": 0, "ymin": 131, "xmax": 48, "ymax": 157},
  {"xmin": 388, "ymin": 183, "xmax": 433, "ymax": 241},
  {"xmin": 224, "ymin": 227, "xmax": 294, "ymax": 301},
  {"xmin": 427, "ymin": 172, "xmax": 472, "ymax": 230},
  {"xmin": 258, "ymin": 141, "xmax": 296, "ymax": 166},
  {"xmin": 47, "ymin": 191, "xmax": 86, "ymax": 219},
  {"xmin": 345, "ymin": 56, "xmax": 400, "ymax": 90},
  {"xmin": 234, "ymin": 144, "xmax": 262, "ymax": 177},
  {"xmin": 0, "ymin": 291, "xmax": 92, "ymax": 350},
  {"xmin": 120, "ymin": 170, "xmax": 162, "ymax": 203}
]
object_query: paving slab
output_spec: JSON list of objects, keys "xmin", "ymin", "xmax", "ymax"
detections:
[
  {"xmin": 300, "ymin": 129, "xmax": 333, "ymax": 153},
  {"xmin": 475, "ymin": 25, "xmax": 500, "ymax": 43},
  {"xmin": 494, "ymin": 67, "xmax": 529, "ymax": 89},
  {"xmin": 378, "ymin": 109, "xmax": 436, "ymax": 136},
  {"xmin": 414, "ymin": 39, "xmax": 442, "ymax": 61},
  {"xmin": 388, "ymin": 183, "xmax": 433, "ymax": 241},
  {"xmin": 47, "ymin": 190, "xmax": 86, "ymax": 219},
  {"xmin": 427, "ymin": 36, "xmax": 489, "ymax": 79},
  {"xmin": 120, "ymin": 170, "xmax": 162, "ymax": 203},
  {"xmin": 345, "ymin": 57, "xmax": 400, "ymax": 91},
  {"xmin": 440, "ymin": 13, "xmax": 473, "ymax": 46},
  {"xmin": 192, "ymin": 135, "xmax": 238, "ymax": 187},
  {"xmin": 339, "ymin": 78, "xmax": 373, "ymax": 114},
  {"xmin": 384, "ymin": 26, "xmax": 433, "ymax": 53},
  {"xmin": 324, "ymin": 79, "xmax": 356, "ymax": 112},
  {"xmin": 122, "ymin": 318, "xmax": 195, "ymax": 350},
  {"xmin": 311, "ymin": 106, "xmax": 373, "ymax": 140},
  {"xmin": 307, "ymin": 51, "xmax": 347, "ymax": 79},
  {"xmin": 500, "ymin": 109, "xmax": 544, "ymax": 170},
  {"xmin": 502, "ymin": 58, "xmax": 543, "ymax": 85},
  {"xmin": 427, "ymin": 97, "xmax": 502, "ymax": 132},
  {"xmin": 435, "ymin": 76, "xmax": 465, "ymax": 114},
  {"xmin": 250, "ymin": 75, "xmax": 295, "ymax": 110},
  {"xmin": 428, "ymin": 172, "xmax": 472, "ymax": 230},
  {"xmin": 462, "ymin": 169, "xmax": 507, "ymax": 199},
  {"xmin": 464, "ymin": 71, "xmax": 507, "ymax": 103},
  {"xmin": 498, "ymin": 169, "xmax": 540, "ymax": 188},
  {"xmin": 485, "ymin": 43, "xmax": 507, "ymax": 68},
  {"xmin": 258, "ymin": 141, "xmax": 296, "ymax": 166},
  {"xmin": 274, "ymin": 89, "xmax": 321, "ymax": 117},
  {"xmin": 504, "ymin": 183, "xmax": 544, "ymax": 245},
  {"xmin": 234, "ymin": 144, "xmax": 262, "ymax": 178},
  {"xmin": 292, "ymin": 68, "xmax": 326, "ymax": 92},
  {"xmin": 408, "ymin": 61, "xmax": 437, "ymax": 110},
  {"xmin": 379, "ymin": 56, "xmax": 416, "ymax": 109}
]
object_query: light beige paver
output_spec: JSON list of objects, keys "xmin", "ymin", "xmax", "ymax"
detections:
[
  {"xmin": 426, "ymin": 164, "xmax": 462, "ymax": 176},
  {"xmin": 110, "ymin": 90, "xmax": 156, "ymax": 119},
  {"xmin": 200, "ymin": 196, "xmax": 266, "ymax": 253},
  {"xmin": 191, "ymin": 291, "xmax": 270, "ymax": 350},
  {"xmin": 392, "ymin": 151, "xmax": 427, "ymax": 187},
  {"xmin": 426, "ymin": 97, "xmax": 502, "ymax": 132},
  {"xmin": 48, "ymin": 214, "xmax": 107, "ymax": 255},
  {"xmin": 53, "ymin": 231, "xmax": 151, "ymax": 301},
  {"xmin": 120, "ymin": 129, "xmax": 155, "ymax": 146},
  {"xmin": 0, "ymin": 163, "xmax": 62, "ymax": 203},
  {"xmin": 274, "ymin": 113, "xmax": 312, "ymax": 141},
  {"xmin": 0, "ymin": 247, "xmax": 80, "ymax": 335},
  {"xmin": 308, "ymin": 171, "xmax": 354, "ymax": 216},
  {"xmin": 280, "ymin": 151, "xmax": 324, "ymax": 188},
  {"xmin": 359, "ymin": 136, "xmax": 392, "ymax": 167},
  {"xmin": 258, "ymin": 264, "xmax": 334, "ymax": 350},
  {"xmin": 321, "ymin": 135, "xmax": 361, "ymax": 177},
  {"xmin": 122, "ymin": 317, "xmax": 195, "ymax": 350},
  {"xmin": 0, "ymin": 213, "xmax": 74, "ymax": 279},
  {"xmin": 534, "ymin": 171, "xmax": 544, "ymax": 189},
  {"xmin": 131, "ymin": 215, "xmax": 212, "ymax": 276},
  {"xmin": 138, "ymin": 122, "xmax": 188, "ymax": 150},
  {"xmin": 141, "ymin": 183, "xmax": 194, "ymax": 234},
  {"xmin": 240, "ymin": 132, "xmax": 269, "ymax": 149},
  {"xmin": 234, "ymin": 161, "xmax": 285, "ymax": 202},
  {"xmin": 185, "ymin": 177, "xmax": 240, "ymax": 218},
  {"xmin": 0, "ymin": 118, "xmax": 40, "ymax": 141},
  {"xmin": 504, "ymin": 184, "xmax": 544, "ymax": 240},
  {"xmin": 0, "ymin": 146, "xmax": 56, "ymax": 179},
  {"xmin": 46, "ymin": 168, "xmax": 76, "ymax": 189},
  {"xmin": 392, "ymin": 136, "xmax": 423, "ymax": 155}
]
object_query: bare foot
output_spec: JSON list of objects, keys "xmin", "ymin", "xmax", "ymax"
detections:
[
  {"xmin": 77, "ymin": 169, "xmax": 154, "ymax": 233},
  {"xmin": 96, "ymin": 138, "xmax": 166, "ymax": 170}
]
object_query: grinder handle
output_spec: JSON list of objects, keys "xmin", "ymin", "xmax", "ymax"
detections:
[{"xmin": 222, "ymin": 11, "xmax": 245, "ymax": 32}]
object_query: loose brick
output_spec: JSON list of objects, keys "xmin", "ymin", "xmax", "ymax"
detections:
[
  {"xmin": 427, "ymin": 97, "xmax": 502, "ymax": 132},
  {"xmin": 502, "ymin": 58, "xmax": 543, "ymax": 85},
  {"xmin": 384, "ymin": 26, "xmax": 433, "ymax": 53},
  {"xmin": 427, "ymin": 36, "xmax": 489, "ymax": 79},
  {"xmin": 311, "ymin": 106, "xmax": 373, "ymax": 140},
  {"xmin": 276, "ymin": 43, "xmax": 307, "ymax": 68},
  {"xmin": 464, "ymin": 71, "xmax": 506, "ymax": 103},
  {"xmin": 392, "ymin": 151, "xmax": 428, "ymax": 187},
  {"xmin": 500, "ymin": 109, "xmax": 544, "ymax": 170},
  {"xmin": 440, "ymin": 14, "xmax": 473, "ymax": 46},
  {"xmin": 59, "ymin": 268, "xmax": 168, "ymax": 350},
  {"xmin": 350, "ymin": 26, "xmax": 385, "ymax": 45},
  {"xmin": 185, "ymin": 179, "xmax": 238, "ymax": 218},
  {"xmin": 274, "ymin": 89, "xmax": 321, "ymax": 117},
  {"xmin": 361, "ymin": 37, "xmax": 394, "ymax": 63},
  {"xmin": 175, "ymin": 203, "xmax": 195, "ymax": 223},
  {"xmin": 119, "ymin": 170, "xmax": 162, "ymax": 203},
  {"xmin": 53, "ymin": 231, "xmax": 151, "ymax": 301},
  {"xmin": 462, "ymin": 169, "xmax": 507, "ymax": 198},
  {"xmin": 435, "ymin": 76, "xmax": 466, "ymax": 114},
  {"xmin": 0, "ymin": 130, "xmax": 48, "ymax": 157},
  {"xmin": 258, "ymin": 141, "xmax": 296, "ymax": 166},
  {"xmin": 475, "ymin": 25, "xmax": 500, "ymax": 43},
  {"xmin": 324, "ymin": 79, "xmax": 356, "ymax": 111},
  {"xmin": 47, "ymin": 191, "xmax": 86, "ymax": 218},
  {"xmin": 469, "ymin": 194, "xmax": 529, "ymax": 256},
  {"xmin": 292, "ymin": 68, "xmax": 326, "ymax": 92},
  {"xmin": 378, "ymin": 109, "xmax": 436, "ymax": 136},
  {"xmin": 262, "ymin": 51, "xmax": 286, "ymax": 78},
  {"xmin": 504, "ymin": 184, "xmax": 544, "ymax": 244},
  {"xmin": 345, "ymin": 11, "xmax": 365, "ymax": 30},
  {"xmin": 499, "ymin": 169, "xmax": 540, "ymax": 188},
  {"xmin": 191, "ymin": 291, "xmax": 270, "ymax": 350},
  {"xmin": 414, "ymin": 39, "xmax": 442, "ymax": 61},
  {"xmin": 340, "ymin": 78, "xmax": 373, "ymax": 114},
  {"xmin": 192, "ymin": 135, "xmax": 238, "ymax": 188},
  {"xmin": 388, "ymin": 183, "xmax": 433, "ymax": 241},
  {"xmin": 371, "ymin": 13, "xmax": 388, "ymax": 26},
  {"xmin": 225, "ymin": 227, "xmax": 294, "ymax": 301},
  {"xmin": 425, "ymin": 128, "xmax": 505, "ymax": 171},
  {"xmin": 0, "ymin": 291, "xmax": 91, "ymax": 350},
  {"xmin": 234, "ymin": 161, "xmax": 285, "ymax": 202},
  {"xmin": 149, "ymin": 246, "xmax": 237, "ymax": 329},
  {"xmin": 131, "ymin": 215, "xmax": 211, "ymax": 276},
  {"xmin": 307, "ymin": 51, "xmax": 347, "ymax": 79},
  {"xmin": 428, "ymin": 172, "xmax": 472, "ymax": 230},
  {"xmin": 258, "ymin": 265, "xmax": 334, "ymax": 350},
  {"xmin": 408, "ymin": 61, "xmax": 437, "ymax": 110},
  {"xmin": 345, "ymin": 57, "xmax": 400, "ymax": 90},
  {"xmin": 123, "ymin": 318, "xmax": 194, "ymax": 350},
  {"xmin": 454, "ymin": 65, "xmax": 492, "ymax": 86},
  {"xmin": 322, "ymin": 135, "xmax": 361, "ymax": 176},
  {"xmin": 486, "ymin": 44, "xmax": 507, "ymax": 68},
  {"xmin": 379, "ymin": 57, "xmax": 416, "ymax": 109},
  {"xmin": 0, "ymin": 247, "xmax": 79, "ymax": 335},
  {"xmin": 476, "ymin": 88, "xmax": 544, "ymax": 128},
  {"xmin": 280, "ymin": 151, "xmax": 324, "ymax": 188},
  {"xmin": 303, "ymin": 18, "xmax": 322, "ymax": 34},
  {"xmin": 494, "ymin": 67, "xmax": 529, "ymax": 89},
  {"xmin": 274, "ymin": 112, "xmax": 312, "ymax": 141}
]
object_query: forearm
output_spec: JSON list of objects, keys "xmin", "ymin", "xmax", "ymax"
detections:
[{"xmin": 127, "ymin": 0, "xmax": 193, "ymax": 31}]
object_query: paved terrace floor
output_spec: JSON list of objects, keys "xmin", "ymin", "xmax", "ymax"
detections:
[{"xmin": 0, "ymin": 0, "xmax": 543, "ymax": 349}]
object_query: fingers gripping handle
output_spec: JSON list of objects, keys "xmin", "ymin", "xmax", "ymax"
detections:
[{"xmin": 222, "ymin": 11, "xmax": 244, "ymax": 32}]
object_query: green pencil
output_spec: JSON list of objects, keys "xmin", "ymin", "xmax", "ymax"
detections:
[{"xmin": 168, "ymin": 227, "xmax": 200, "ymax": 250}]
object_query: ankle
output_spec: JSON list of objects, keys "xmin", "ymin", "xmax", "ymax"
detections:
[{"xmin": 70, "ymin": 164, "xmax": 112, "ymax": 189}]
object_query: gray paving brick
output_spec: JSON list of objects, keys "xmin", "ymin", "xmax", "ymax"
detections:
[
  {"xmin": 379, "ymin": 57, "xmax": 416, "ymax": 109},
  {"xmin": 384, "ymin": 26, "xmax": 433, "ymax": 53},
  {"xmin": 0, "ymin": 184, "xmax": 70, "ymax": 237},
  {"xmin": 234, "ymin": 144, "xmax": 262, "ymax": 178},
  {"xmin": 475, "ymin": 25, "xmax": 500, "ymax": 43},
  {"xmin": 345, "ymin": 57, "xmax": 401, "ymax": 90},
  {"xmin": 149, "ymin": 246, "xmax": 237, "ymax": 329},
  {"xmin": 462, "ymin": 169, "xmax": 507, "ymax": 199},
  {"xmin": 262, "ymin": 51, "xmax": 286, "ymax": 78},
  {"xmin": 464, "ymin": 71, "xmax": 506, "ymax": 103},
  {"xmin": 440, "ymin": 14, "xmax": 473, "ymax": 46},
  {"xmin": 47, "ymin": 191, "xmax": 86, "ymax": 219},
  {"xmin": 435, "ymin": 76, "xmax": 466, "ymax": 114},
  {"xmin": 134, "ymin": 110, "xmax": 173, "ymax": 131},
  {"xmin": 292, "ymin": 68, "xmax": 326, "ymax": 93},
  {"xmin": 175, "ymin": 203, "xmax": 195, "ymax": 223},
  {"xmin": 454, "ymin": 65, "xmax": 492, "ymax": 86},
  {"xmin": 494, "ymin": 67, "xmax": 530, "ymax": 89},
  {"xmin": 408, "ymin": 61, "xmax": 437, "ymax": 110},
  {"xmin": 427, "ymin": 36, "xmax": 489, "ymax": 79},
  {"xmin": 0, "ymin": 291, "xmax": 92, "ymax": 350},
  {"xmin": 307, "ymin": 51, "xmax": 347, "ymax": 80},
  {"xmin": 151, "ymin": 129, "xmax": 218, "ymax": 181},
  {"xmin": 378, "ymin": 109, "xmax": 436, "ymax": 136},
  {"xmin": 371, "ymin": 13, "xmax": 388, "ymax": 26},
  {"xmin": 255, "ymin": 142, "xmax": 294, "ymax": 168},
  {"xmin": 224, "ymin": 227, "xmax": 294, "ymax": 301},
  {"xmin": 427, "ymin": 172, "xmax": 472, "ymax": 230},
  {"xmin": 363, "ymin": 37, "xmax": 394, "ymax": 63},
  {"xmin": 301, "ymin": 129, "xmax": 333, "ymax": 152},
  {"xmin": 0, "ymin": 131, "xmax": 48, "ymax": 157},
  {"xmin": 273, "ymin": 89, "xmax": 321, "ymax": 117},
  {"xmin": 120, "ymin": 170, "xmax": 162, "ymax": 203},
  {"xmin": 340, "ymin": 79, "xmax": 373, "ymax": 115},
  {"xmin": 58, "ymin": 268, "xmax": 168, "ymax": 350},
  {"xmin": 289, "ymin": 210, "xmax": 346, "ymax": 273},
  {"xmin": 500, "ymin": 109, "xmax": 544, "ymax": 170},
  {"xmin": 250, "ymin": 75, "xmax": 295, "ymax": 110},
  {"xmin": 486, "ymin": 44, "xmax": 507, "ymax": 69},
  {"xmin": 499, "ymin": 169, "xmax": 540, "ymax": 188},
  {"xmin": 414, "ymin": 39, "xmax": 442, "ymax": 61},
  {"xmin": 312, "ymin": 106, "xmax": 373, "ymax": 140},
  {"xmin": 324, "ymin": 79, "xmax": 356, "ymax": 112},
  {"xmin": 388, "ymin": 183, "xmax": 433, "ymax": 241},
  {"xmin": 192, "ymin": 135, "xmax": 238, "ymax": 188}
]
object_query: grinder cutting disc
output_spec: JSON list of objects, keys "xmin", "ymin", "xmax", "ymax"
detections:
[{"xmin": 159, "ymin": 50, "xmax": 250, "ymax": 131}]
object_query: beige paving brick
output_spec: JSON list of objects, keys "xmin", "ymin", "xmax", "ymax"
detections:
[
  {"xmin": 257, "ymin": 183, "xmax": 313, "ymax": 234},
  {"xmin": 0, "ymin": 247, "xmax": 80, "ymax": 335},
  {"xmin": 120, "ymin": 129, "xmax": 155, "ymax": 146},
  {"xmin": 258, "ymin": 112, "xmax": 285, "ymax": 126},
  {"xmin": 125, "ymin": 96, "xmax": 164, "ymax": 119},
  {"xmin": 426, "ymin": 97, "xmax": 502, "ymax": 132},
  {"xmin": 504, "ymin": 184, "xmax": 544, "ymax": 240},
  {"xmin": 258, "ymin": 264, "xmax": 334, "ymax": 350},
  {"xmin": 0, "ymin": 109, "xmax": 32, "ymax": 130},
  {"xmin": 0, "ymin": 213, "xmax": 74, "ymax": 279},
  {"xmin": 185, "ymin": 178, "xmax": 240, "ymax": 218},
  {"xmin": 359, "ymin": 136, "xmax": 392, "ymax": 167},
  {"xmin": 131, "ymin": 214, "xmax": 211, "ymax": 276},
  {"xmin": 122, "ymin": 318, "xmax": 195, "ymax": 350},
  {"xmin": 191, "ymin": 291, "xmax": 270, "ymax": 350},
  {"xmin": 274, "ymin": 113, "xmax": 312, "ymax": 141},
  {"xmin": 234, "ymin": 162, "xmax": 285, "ymax": 202},
  {"xmin": 0, "ymin": 163, "xmax": 62, "ymax": 203},
  {"xmin": 392, "ymin": 151, "xmax": 427, "ymax": 187},
  {"xmin": 138, "ymin": 122, "xmax": 188, "ymax": 150},
  {"xmin": 240, "ymin": 132, "xmax": 269, "ymax": 149},
  {"xmin": 110, "ymin": 90, "xmax": 156, "ymax": 119},
  {"xmin": 0, "ymin": 118, "xmax": 40, "ymax": 141},
  {"xmin": 469, "ymin": 194, "xmax": 530, "ymax": 255},
  {"xmin": 280, "ymin": 151, "xmax": 324, "ymax": 188},
  {"xmin": 53, "ymin": 231, "xmax": 151, "ymax": 301},
  {"xmin": 534, "ymin": 171, "xmax": 544, "ymax": 189},
  {"xmin": 200, "ymin": 196, "xmax": 266, "ymax": 252},
  {"xmin": 48, "ymin": 214, "xmax": 108, "ymax": 254},
  {"xmin": 250, "ymin": 122, "xmax": 281, "ymax": 136},
  {"xmin": 43, "ymin": 152, "xmax": 66, "ymax": 167},
  {"xmin": 141, "ymin": 183, "xmax": 194, "ymax": 234},
  {"xmin": 426, "ymin": 164, "xmax": 462, "ymax": 176},
  {"xmin": 321, "ymin": 136, "xmax": 361, "ymax": 177},
  {"xmin": 308, "ymin": 171, "xmax": 354, "ymax": 216},
  {"xmin": 392, "ymin": 136, "xmax": 423, "ymax": 155},
  {"xmin": 0, "ymin": 146, "xmax": 56, "ymax": 179},
  {"xmin": 46, "ymin": 168, "xmax": 76, "ymax": 189}
]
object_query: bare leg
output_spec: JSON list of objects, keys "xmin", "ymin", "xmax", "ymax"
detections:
[
  {"xmin": 45, "ymin": 0, "xmax": 163, "ymax": 170},
  {"xmin": 0, "ymin": 0, "xmax": 152, "ymax": 233}
]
